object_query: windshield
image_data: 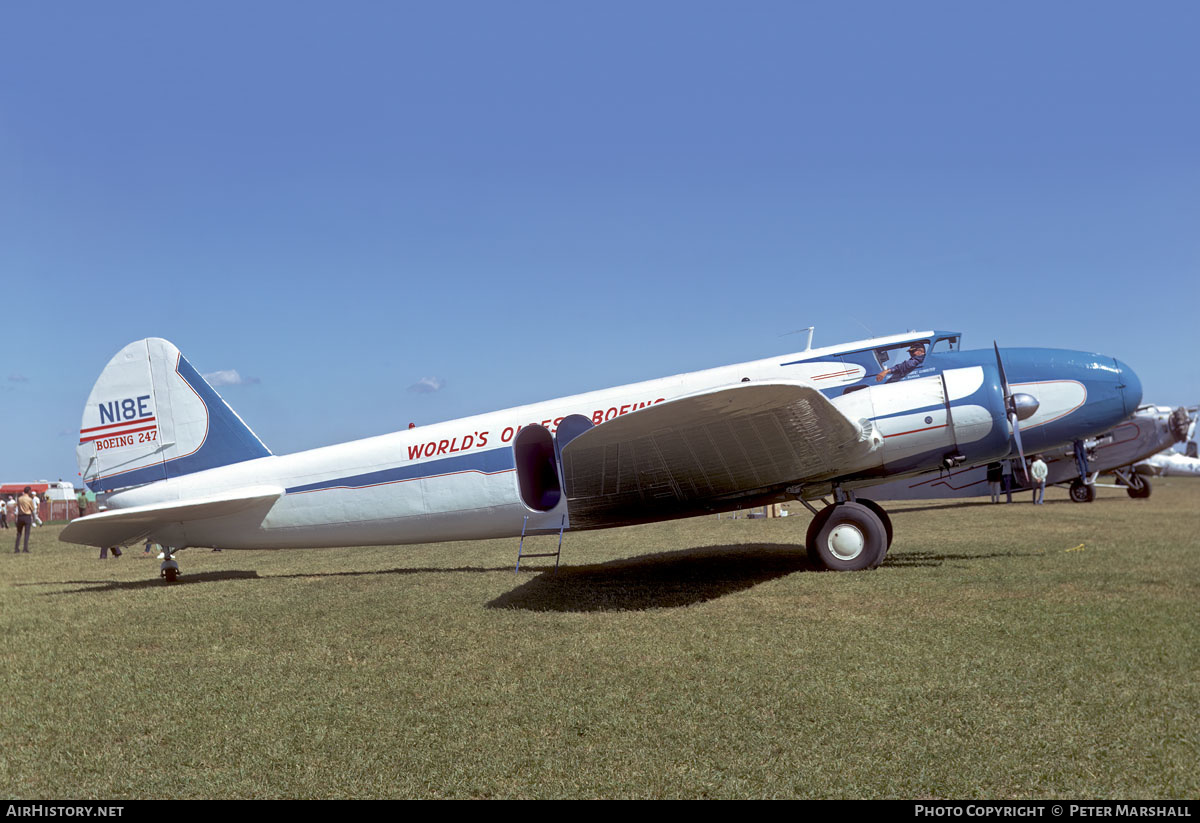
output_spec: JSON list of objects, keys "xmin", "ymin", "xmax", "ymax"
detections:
[
  {"xmin": 931, "ymin": 335, "xmax": 960, "ymax": 354},
  {"xmin": 874, "ymin": 340, "xmax": 930, "ymax": 384},
  {"xmin": 876, "ymin": 340, "xmax": 930, "ymax": 368}
]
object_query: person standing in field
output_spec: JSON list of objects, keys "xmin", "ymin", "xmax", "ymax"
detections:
[
  {"xmin": 986, "ymin": 462, "xmax": 1002, "ymax": 503},
  {"xmin": 1031, "ymin": 455, "xmax": 1049, "ymax": 505},
  {"xmin": 1001, "ymin": 459, "xmax": 1014, "ymax": 504},
  {"xmin": 14, "ymin": 487, "xmax": 34, "ymax": 553}
]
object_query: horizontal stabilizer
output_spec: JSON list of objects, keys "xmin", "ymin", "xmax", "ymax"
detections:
[
  {"xmin": 560, "ymin": 381, "xmax": 863, "ymax": 527},
  {"xmin": 59, "ymin": 486, "xmax": 284, "ymax": 548}
]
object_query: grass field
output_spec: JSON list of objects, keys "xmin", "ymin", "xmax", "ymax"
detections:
[{"xmin": 2, "ymin": 480, "xmax": 1197, "ymax": 799}]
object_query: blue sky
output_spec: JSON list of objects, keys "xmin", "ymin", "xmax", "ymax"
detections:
[{"xmin": 2, "ymin": 1, "xmax": 1197, "ymax": 484}]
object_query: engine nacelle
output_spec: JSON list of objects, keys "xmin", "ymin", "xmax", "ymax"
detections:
[{"xmin": 833, "ymin": 364, "xmax": 1012, "ymax": 481}]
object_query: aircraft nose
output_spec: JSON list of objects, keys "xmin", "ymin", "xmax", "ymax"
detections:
[{"xmin": 1115, "ymin": 358, "xmax": 1142, "ymax": 416}]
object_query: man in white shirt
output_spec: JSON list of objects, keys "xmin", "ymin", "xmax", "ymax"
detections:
[{"xmin": 1031, "ymin": 455, "xmax": 1049, "ymax": 505}]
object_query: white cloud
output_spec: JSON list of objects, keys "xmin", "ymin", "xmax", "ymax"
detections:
[
  {"xmin": 203, "ymin": 369, "xmax": 260, "ymax": 387},
  {"xmin": 408, "ymin": 376, "xmax": 446, "ymax": 394}
]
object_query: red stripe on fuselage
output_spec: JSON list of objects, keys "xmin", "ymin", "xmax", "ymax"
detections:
[
  {"xmin": 883, "ymin": 424, "xmax": 948, "ymax": 438},
  {"xmin": 813, "ymin": 369, "xmax": 857, "ymax": 380}
]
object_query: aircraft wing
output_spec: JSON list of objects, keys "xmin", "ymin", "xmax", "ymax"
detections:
[
  {"xmin": 559, "ymin": 381, "xmax": 867, "ymax": 528},
  {"xmin": 59, "ymin": 486, "xmax": 284, "ymax": 548}
]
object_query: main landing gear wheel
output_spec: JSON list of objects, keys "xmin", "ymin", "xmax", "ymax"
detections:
[
  {"xmin": 854, "ymin": 498, "xmax": 893, "ymax": 553},
  {"xmin": 806, "ymin": 502, "xmax": 888, "ymax": 571},
  {"xmin": 1126, "ymin": 476, "xmax": 1151, "ymax": 499},
  {"xmin": 1069, "ymin": 479, "xmax": 1095, "ymax": 503},
  {"xmin": 805, "ymin": 505, "xmax": 836, "ymax": 553}
]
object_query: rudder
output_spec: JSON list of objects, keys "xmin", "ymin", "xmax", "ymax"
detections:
[{"xmin": 78, "ymin": 339, "xmax": 271, "ymax": 493}]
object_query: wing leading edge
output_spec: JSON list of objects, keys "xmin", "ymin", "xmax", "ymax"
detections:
[{"xmin": 560, "ymin": 381, "xmax": 867, "ymax": 528}]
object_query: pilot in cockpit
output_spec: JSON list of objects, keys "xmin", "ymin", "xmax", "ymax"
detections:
[{"xmin": 876, "ymin": 342, "xmax": 927, "ymax": 383}]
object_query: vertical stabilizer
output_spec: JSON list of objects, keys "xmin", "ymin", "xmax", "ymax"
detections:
[{"xmin": 78, "ymin": 339, "xmax": 271, "ymax": 493}]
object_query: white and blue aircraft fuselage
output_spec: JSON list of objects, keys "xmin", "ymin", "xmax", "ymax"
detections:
[{"xmin": 61, "ymin": 331, "xmax": 1142, "ymax": 576}]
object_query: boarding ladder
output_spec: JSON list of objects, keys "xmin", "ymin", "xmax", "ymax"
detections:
[{"xmin": 515, "ymin": 514, "xmax": 565, "ymax": 573}]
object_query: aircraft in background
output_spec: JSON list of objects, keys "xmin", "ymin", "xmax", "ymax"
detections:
[
  {"xmin": 60, "ymin": 331, "xmax": 1141, "ymax": 579},
  {"xmin": 1136, "ymin": 416, "xmax": 1200, "ymax": 477},
  {"xmin": 1076, "ymin": 405, "xmax": 1197, "ymax": 499},
  {"xmin": 867, "ymin": 404, "xmax": 1193, "ymax": 503},
  {"xmin": 1137, "ymin": 451, "xmax": 1200, "ymax": 477}
]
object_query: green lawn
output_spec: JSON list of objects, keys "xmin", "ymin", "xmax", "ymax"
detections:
[{"xmin": 2, "ymin": 480, "xmax": 1197, "ymax": 798}]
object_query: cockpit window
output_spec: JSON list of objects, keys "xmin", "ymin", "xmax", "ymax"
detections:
[
  {"xmin": 931, "ymin": 336, "xmax": 960, "ymax": 353},
  {"xmin": 876, "ymin": 340, "xmax": 930, "ymax": 368},
  {"xmin": 874, "ymin": 340, "xmax": 930, "ymax": 383}
]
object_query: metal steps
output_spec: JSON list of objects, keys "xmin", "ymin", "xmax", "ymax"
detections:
[{"xmin": 515, "ymin": 514, "xmax": 565, "ymax": 573}]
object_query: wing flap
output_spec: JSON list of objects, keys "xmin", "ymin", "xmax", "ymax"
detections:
[
  {"xmin": 59, "ymin": 485, "xmax": 284, "ymax": 548},
  {"xmin": 560, "ymin": 381, "xmax": 864, "ymax": 527}
]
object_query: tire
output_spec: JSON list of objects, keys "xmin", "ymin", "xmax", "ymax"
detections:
[
  {"xmin": 1069, "ymin": 480, "xmax": 1095, "ymax": 503},
  {"xmin": 854, "ymin": 498, "xmax": 893, "ymax": 551},
  {"xmin": 804, "ymin": 505, "xmax": 836, "ymax": 556},
  {"xmin": 808, "ymin": 502, "xmax": 888, "ymax": 571},
  {"xmin": 163, "ymin": 567, "xmax": 178, "ymax": 583},
  {"xmin": 1126, "ymin": 477, "xmax": 1151, "ymax": 499}
]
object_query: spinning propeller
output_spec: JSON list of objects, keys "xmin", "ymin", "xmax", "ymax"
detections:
[{"xmin": 994, "ymin": 343, "xmax": 1040, "ymax": 481}]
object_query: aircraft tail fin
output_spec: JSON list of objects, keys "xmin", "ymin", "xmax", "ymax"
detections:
[{"xmin": 78, "ymin": 339, "xmax": 272, "ymax": 493}]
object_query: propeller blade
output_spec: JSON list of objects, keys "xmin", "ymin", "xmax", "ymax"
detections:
[
  {"xmin": 995, "ymin": 342, "xmax": 1028, "ymax": 481},
  {"xmin": 1011, "ymin": 411, "xmax": 1029, "ymax": 482},
  {"xmin": 993, "ymin": 341, "xmax": 1010, "ymax": 396}
]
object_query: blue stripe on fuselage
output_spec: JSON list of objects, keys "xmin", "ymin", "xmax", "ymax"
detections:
[{"xmin": 285, "ymin": 447, "xmax": 516, "ymax": 494}]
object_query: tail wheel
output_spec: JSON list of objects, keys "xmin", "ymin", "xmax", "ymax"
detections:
[
  {"xmin": 807, "ymin": 502, "xmax": 887, "ymax": 571},
  {"xmin": 1069, "ymin": 480, "xmax": 1095, "ymax": 503},
  {"xmin": 1126, "ymin": 477, "xmax": 1151, "ymax": 499}
]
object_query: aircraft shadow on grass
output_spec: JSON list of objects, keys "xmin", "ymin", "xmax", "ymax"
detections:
[
  {"xmin": 39, "ymin": 543, "xmax": 1037, "ymax": 602},
  {"xmin": 492, "ymin": 541, "xmax": 1049, "ymax": 611},
  {"xmin": 41, "ymin": 565, "xmax": 516, "ymax": 595},
  {"xmin": 45, "ymin": 569, "xmax": 263, "ymax": 594},
  {"xmin": 38, "ymin": 546, "xmax": 813, "ymax": 604},
  {"xmin": 489, "ymin": 543, "xmax": 821, "ymax": 612}
]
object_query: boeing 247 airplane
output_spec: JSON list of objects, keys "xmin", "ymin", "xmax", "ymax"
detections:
[{"xmin": 61, "ymin": 331, "xmax": 1142, "ymax": 579}]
